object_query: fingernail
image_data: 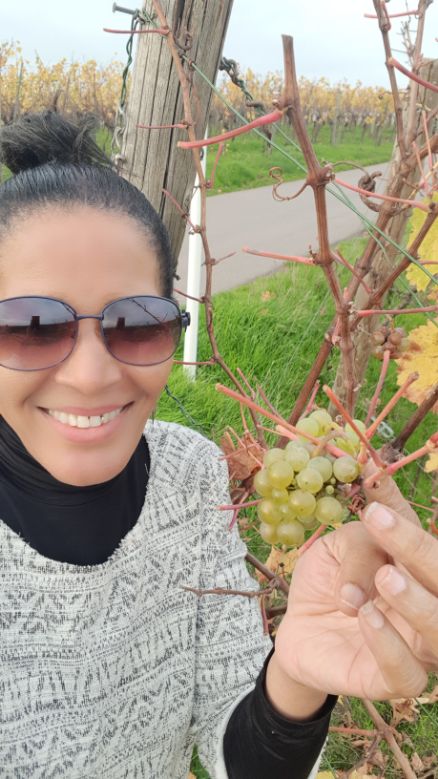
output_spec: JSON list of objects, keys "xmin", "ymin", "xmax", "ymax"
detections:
[
  {"xmin": 363, "ymin": 501, "xmax": 395, "ymax": 529},
  {"xmin": 360, "ymin": 600, "xmax": 385, "ymax": 629},
  {"xmin": 379, "ymin": 566, "xmax": 407, "ymax": 596},
  {"xmin": 340, "ymin": 583, "xmax": 367, "ymax": 610}
]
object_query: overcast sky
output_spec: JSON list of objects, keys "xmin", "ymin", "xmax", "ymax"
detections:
[{"xmin": 1, "ymin": 1, "xmax": 437, "ymax": 86}]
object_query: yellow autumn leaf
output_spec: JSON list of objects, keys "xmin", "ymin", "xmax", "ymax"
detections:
[
  {"xmin": 405, "ymin": 193, "xmax": 438, "ymax": 293},
  {"xmin": 425, "ymin": 451, "xmax": 438, "ymax": 472},
  {"xmin": 255, "ymin": 546, "xmax": 299, "ymax": 583},
  {"xmin": 395, "ymin": 320, "xmax": 438, "ymax": 412}
]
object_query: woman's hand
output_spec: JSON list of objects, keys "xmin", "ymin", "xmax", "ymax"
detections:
[{"xmin": 272, "ymin": 466, "xmax": 438, "ymax": 701}]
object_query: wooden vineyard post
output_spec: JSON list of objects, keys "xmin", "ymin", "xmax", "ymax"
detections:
[{"xmin": 118, "ymin": 0, "xmax": 234, "ymax": 262}]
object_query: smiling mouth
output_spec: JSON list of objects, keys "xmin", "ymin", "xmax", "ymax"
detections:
[{"xmin": 40, "ymin": 403, "xmax": 132, "ymax": 429}]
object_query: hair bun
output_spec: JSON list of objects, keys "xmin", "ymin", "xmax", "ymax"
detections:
[{"xmin": 0, "ymin": 111, "xmax": 112, "ymax": 174}]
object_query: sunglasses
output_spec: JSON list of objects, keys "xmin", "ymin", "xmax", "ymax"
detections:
[{"xmin": 0, "ymin": 295, "xmax": 190, "ymax": 371}]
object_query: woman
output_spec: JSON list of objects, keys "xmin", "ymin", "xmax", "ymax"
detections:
[{"xmin": 0, "ymin": 111, "xmax": 436, "ymax": 779}]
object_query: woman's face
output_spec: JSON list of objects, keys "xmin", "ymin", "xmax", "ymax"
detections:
[{"xmin": 0, "ymin": 205, "xmax": 173, "ymax": 486}]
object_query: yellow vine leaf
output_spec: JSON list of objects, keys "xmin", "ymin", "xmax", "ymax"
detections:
[
  {"xmin": 405, "ymin": 193, "xmax": 438, "ymax": 293},
  {"xmin": 395, "ymin": 320, "xmax": 438, "ymax": 412},
  {"xmin": 425, "ymin": 451, "xmax": 438, "ymax": 472}
]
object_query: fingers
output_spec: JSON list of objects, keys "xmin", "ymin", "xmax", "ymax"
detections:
[
  {"xmin": 375, "ymin": 564, "xmax": 438, "ymax": 662},
  {"xmin": 358, "ymin": 600, "xmax": 428, "ymax": 699},
  {"xmin": 329, "ymin": 522, "xmax": 389, "ymax": 615},
  {"xmin": 361, "ymin": 460, "xmax": 420, "ymax": 526},
  {"xmin": 361, "ymin": 501, "xmax": 438, "ymax": 594}
]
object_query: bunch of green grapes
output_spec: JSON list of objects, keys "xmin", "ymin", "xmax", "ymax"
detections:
[{"xmin": 254, "ymin": 408, "xmax": 364, "ymax": 547}]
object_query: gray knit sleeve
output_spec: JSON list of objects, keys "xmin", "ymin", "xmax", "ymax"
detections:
[{"xmin": 188, "ymin": 445, "xmax": 272, "ymax": 777}]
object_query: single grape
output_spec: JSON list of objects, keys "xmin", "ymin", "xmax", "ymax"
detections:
[
  {"xmin": 373, "ymin": 331, "xmax": 386, "ymax": 345},
  {"xmin": 296, "ymin": 417, "xmax": 321, "ymax": 439},
  {"xmin": 259, "ymin": 522, "xmax": 278, "ymax": 545},
  {"xmin": 296, "ymin": 467, "xmax": 324, "ymax": 494},
  {"xmin": 276, "ymin": 520, "xmax": 305, "ymax": 547},
  {"xmin": 278, "ymin": 503, "xmax": 296, "ymax": 522},
  {"xmin": 334, "ymin": 437, "xmax": 357, "ymax": 456},
  {"xmin": 298, "ymin": 513, "xmax": 318, "ymax": 530},
  {"xmin": 284, "ymin": 443, "xmax": 310, "ymax": 472},
  {"xmin": 271, "ymin": 487, "xmax": 289, "ymax": 503},
  {"xmin": 263, "ymin": 447, "xmax": 285, "ymax": 467},
  {"xmin": 315, "ymin": 496, "xmax": 344, "ymax": 524},
  {"xmin": 309, "ymin": 408, "xmax": 333, "ymax": 434},
  {"xmin": 268, "ymin": 460, "xmax": 295, "ymax": 489},
  {"xmin": 388, "ymin": 329, "xmax": 403, "ymax": 346},
  {"xmin": 253, "ymin": 469, "xmax": 272, "ymax": 498},
  {"xmin": 258, "ymin": 499, "xmax": 282, "ymax": 526},
  {"xmin": 333, "ymin": 455, "xmax": 360, "ymax": 483},
  {"xmin": 324, "ymin": 484, "xmax": 335, "ymax": 495},
  {"xmin": 345, "ymin": 420, "xmax": 366, "ymax": 446},
  {"xmin": 308, "ymin": 455, "xmax": 333, "ymax": 482},
  {"xmin": 289, "ymin": 489, "xmax": 316, "ymax": 517}
]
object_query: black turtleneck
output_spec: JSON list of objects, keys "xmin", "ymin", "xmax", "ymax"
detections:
[{"xmin": 0, "ymin": 416, "xmax": 149, "ymax": 565}]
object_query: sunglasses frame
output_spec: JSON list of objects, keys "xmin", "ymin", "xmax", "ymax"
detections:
[{"xmin": 0, "ymin": 295, "xmax": 190, "ymax": 371}]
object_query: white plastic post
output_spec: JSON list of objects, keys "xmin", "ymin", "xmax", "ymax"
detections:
[{"xmin": 183, "ymin": 148, "xmax": 207, "ymax": 379}]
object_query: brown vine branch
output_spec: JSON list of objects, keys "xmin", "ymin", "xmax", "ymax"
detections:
[
  {"xmin": 182, "ymin": 583, "xmax": 278, "ymax": 598},
  {"xmin": 391, "ymin": 384, "xmax": 438, "ymax": 450},
  {"xmin": 335, "ymin": 177, "xmax": 429, "ymax": 212},
  {"xmin": 362, "ymin": 699, "xmax": 418, "ymax": 779},
  {"xmin": 365, "ymin": 349, "xmax": 392, "ymax": 425},
  {"xmin": 351, "ymin": 207, "xmax": 438, "ymax": 329},
  {"xmin": 242, "ymin": 247, "xmax": 315, "ymax": 265},
  {"xmin": 373, "ymin": 0, "xmax": 407, "ymax": 157},
  {"xmin": 366, "ymin": 373, "xmax": 419, "ymax": 440},
  {"xmin": 388, "ymin": 57, "xmax": 438, "ymax": 94},
  {"xmin": 245, "ymin": 551, "xmax": 290, "ymax": 595},
  {"xmin": 322, "ymin": 385, "xmax": 385, "ymax": 468},
  {"xmin": 357, "ymin": 304, "xmax": 438, "ymax": 317},
  {"xmin": 178, "ymin": 109, "xmax": 284, "ymax": 148},
  {"xmin": 280, "ymin": 35, "xmax": 356, "ymax": 414},
  {"xmin": 365, "ymin": 10, "xmax": 420, "ymax": 19}
]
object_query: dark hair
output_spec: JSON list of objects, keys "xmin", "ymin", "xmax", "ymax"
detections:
[{"xmin": 0, "ymin": 111, "xmax": 175, "ymax": 297}]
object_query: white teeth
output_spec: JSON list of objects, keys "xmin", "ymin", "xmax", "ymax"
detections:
[{"xmin": 47, "ymin": 407, "xmax": 123, "ymax": 428}]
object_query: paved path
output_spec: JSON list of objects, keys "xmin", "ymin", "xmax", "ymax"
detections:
[{"xmin": 176, "ymin": 163, "xmax": 389, "ymax": 296}]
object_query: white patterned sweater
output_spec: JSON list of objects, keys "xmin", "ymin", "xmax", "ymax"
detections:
[{"xmin": 0, "ymin": 420, "xmax": 274, "ymax": 778}]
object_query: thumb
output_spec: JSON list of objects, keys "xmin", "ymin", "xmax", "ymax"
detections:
[
  {"xmin": 327, "ymin": 521, "xmax": 388, "ymax": 616},
  {"xmin": 361, "ymin": 459, "xmax": 420, "ymax": 526}
]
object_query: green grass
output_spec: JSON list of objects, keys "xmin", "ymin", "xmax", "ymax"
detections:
[
  {"xmin": 156, "ymin": 235, "xmax": 437, "ymax": 778},
  {"xmin": 205, "ymin": 124, "xmax": 394, "ymax": 194}
]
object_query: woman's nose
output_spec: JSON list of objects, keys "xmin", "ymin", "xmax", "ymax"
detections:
[{"xmin": 53, "ymin": 320, "xmax": 124, "ymax": 394}]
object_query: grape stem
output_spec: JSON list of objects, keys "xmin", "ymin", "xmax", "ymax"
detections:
[
  {"xmin": 217, "ymin": 499, "xmax": 262, "ymax": 511},
  {"xmin": 323, "ymin": 385, "xmax": 384, "ymax": 468},
  {"xmin": 366, "ymin": 373, "xmax": 419, "ymax": 440},
  {"xmin": 245, "ymin": 552, "xmax": 290, "ymax": 595},
  {"xmin": 298, "ymin": 524, "xmax": 325, "ymax": 555}
]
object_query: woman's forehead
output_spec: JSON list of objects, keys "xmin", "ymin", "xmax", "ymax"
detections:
[{"xmin": 0, "ymin": 205, "xmax": 162, "ymax": 302}]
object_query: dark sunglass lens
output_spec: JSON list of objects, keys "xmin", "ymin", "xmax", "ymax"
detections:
[
  {"xmin": 0, "ymin": 298, "xmax": 76, "ymax": 370},
  {"xmin": 102, "ymin": 297, "xmax": 182, "ymax": 366}
]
